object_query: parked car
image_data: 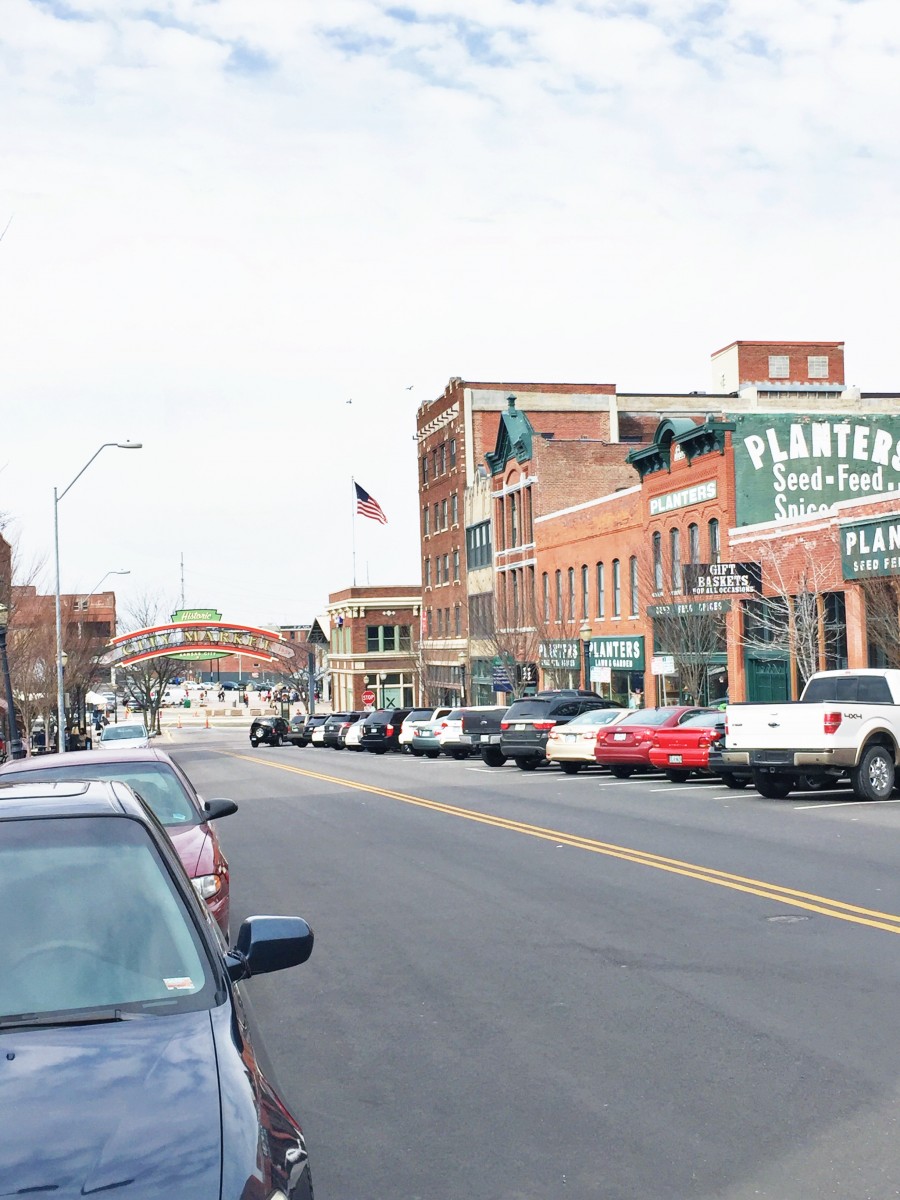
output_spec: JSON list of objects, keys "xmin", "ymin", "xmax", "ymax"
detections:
[
  {"xmin": 546, "ymin": 707, "xmax": 629, "ymax": 773},
  {"xmin": 647, "ymin": 709, "xmax": 733, "ymax": 782},
  {"xmin": 322, "ymin": 711, "xmax": 366, "ymax": 749},
  {"xmin": 360, "ymin": 708, "xmax": 413, "ymax": 754},
  {"xmin": 293, "ymin": 714, "xmax": 327, "ymax": 747},
  {"xmin": 343, "ymin": 715, "xmax": 367, "ymax": 750},
  {"xmin": 463, "ymin": 706, "xmax": 510, "ymax": 766},
  {"xmin": 0, "ymin": 776, "xmax": 314, "ymax": 1199},
  {"xmin": 249, "ymin": 716, "xmax": 292, "ymax": 747},
  {"xmin": 594, "ymin": 705, "xmax": 703, "ymax": 777},
  {"xmin": 439, "ymin": 706, "xmax": 505, "ymax": 759},
  {"xmin": 221, "ymin": 681, "xmax": 239, "ymax": 691},
  {"xmin": 398, "ymin": 707, "xmax": 452, "ymax": 752},
  {"xmin": 500, "ymin": 692, "xmax": 620, "ymax": 770},
  {"xmin": 409, "ymin": 719, "xmax": 445, "ymax": 758},
  {"xmin": 99, "ymin": 721, "xmax": 152, "ymax": 750},
  {"xmin": 0, "ymin": 747, "xmax": 235, "ymax": 935},
  {"xmin": 310, "ymin": 720, "xmax": 328, "ymax": 747}
]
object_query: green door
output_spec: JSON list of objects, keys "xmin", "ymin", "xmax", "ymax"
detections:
[{"xmin": 746, "ymin": 657, "xmax": 789, "ymax": 703}]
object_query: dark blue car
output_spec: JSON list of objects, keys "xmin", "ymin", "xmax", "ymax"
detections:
[{"xmin": 0, "ymin": 777, "xmax": 315, "ymax": 1198}]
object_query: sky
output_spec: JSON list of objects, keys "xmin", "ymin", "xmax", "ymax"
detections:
[{"xmin": 2, "ymin": 0, "xmax": 899, "ymax": 628}]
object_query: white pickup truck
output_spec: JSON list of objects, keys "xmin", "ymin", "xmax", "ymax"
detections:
[{"xmin": 722, "ymin": 669, "xmax": 900, "ymax": 801}]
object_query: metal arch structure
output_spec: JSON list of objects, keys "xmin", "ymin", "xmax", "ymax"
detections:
[{"xmin": 99, "ymin": 621, "xmax": 294, "ymax": 669}]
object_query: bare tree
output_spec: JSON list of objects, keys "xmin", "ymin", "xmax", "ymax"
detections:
[
  {"xmin": 265, "ymin": 639, "xmax": 317, "ymax": 709},
  {"xmin": 116, "ymin": 593, "xmax": 182, "ymax": 734},
  {"xmin": 856, "ymin": 576, "xmax": 900, "ymax": 667}
]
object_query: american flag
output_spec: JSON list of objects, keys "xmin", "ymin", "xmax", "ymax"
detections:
[{"xmin": 355, "ymin": 482, "xmax": 388, "ymax": 524}]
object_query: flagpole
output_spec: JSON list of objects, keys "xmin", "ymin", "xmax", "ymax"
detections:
[{"xmin": 351, "ymin": 476, "xmax": 357, "ymax": 586}]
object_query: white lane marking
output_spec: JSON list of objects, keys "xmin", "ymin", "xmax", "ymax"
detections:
[{"xmin": 794, "ymin": 798, "xmax": 900, "ymax": 810}]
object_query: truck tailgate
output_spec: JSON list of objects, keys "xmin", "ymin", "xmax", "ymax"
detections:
[{"xmin": 726, "ymin": 703, "xmax": 834, "ymax": 750}]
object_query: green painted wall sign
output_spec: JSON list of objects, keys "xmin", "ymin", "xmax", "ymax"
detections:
[
  {"xmin": 840, "ymin": 514, "xmax": 900, "ymax": 578},
  {"xmin": 591, "ymin": 635, "xmax": 645, "ymax": 670},
  {"xmin": 731, "ymin": 414, "xmax": 900, "ymax": 526}
]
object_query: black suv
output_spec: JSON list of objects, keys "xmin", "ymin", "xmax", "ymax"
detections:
[
  {"xmin": 360, "ymin": 708, "xmax": 412, "ymax": 754},
  {"xmin": 322, "ymin": 711, "xmax": 366, "ymax": 749},
  {"xmin": 500, "ymin": 692, "xmax": 619, "ymax": 770},
  {"xmin": 249, "ymin": 716, "xmax": 291, "ymax": 747}
]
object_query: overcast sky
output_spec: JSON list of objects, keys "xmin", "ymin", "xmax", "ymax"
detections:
[{"xmin": 2, "ymin": 0, "xmax": 897, "ymax": 627}]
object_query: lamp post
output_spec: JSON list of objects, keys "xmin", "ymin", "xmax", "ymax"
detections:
[
  {"xmin": 377, "ymin": 672, "xmax": 386, "ymax": 707},
  {"xmin": 54, "ymin": 442, "xmax": 142, "ymax": 753},
  {"xmin": 0, "ymin": 602, "xmax": 25, "ymax": 760},
  {"xmin": 457, "ymin": 651, "xmax": 467, "ymax": 705},
  {"xmin": 579, "ymin": 618, "xmax": 592, "ymax": 692}
]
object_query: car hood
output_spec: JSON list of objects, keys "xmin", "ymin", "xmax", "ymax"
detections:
[
  {"xmin": 0, "ymin": 1011, "xmax": 221, "ymax": 1197},
  {"xmin": 168, "ymin": 821, "xmax": 213, "ymax": 878}
]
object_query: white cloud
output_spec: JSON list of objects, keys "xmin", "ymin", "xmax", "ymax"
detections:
[{"xmin": 1, "ymin": 0, "xmax": 898, "ymax": 621}]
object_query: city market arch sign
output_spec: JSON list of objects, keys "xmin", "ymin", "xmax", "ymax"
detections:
[
  {"xmin": 100, "ymin": 620, "xmax": 293, "ymax": 669},
  {"xmin": 731, "ymin": 414, "xmax": 900, "ymax": 526}
]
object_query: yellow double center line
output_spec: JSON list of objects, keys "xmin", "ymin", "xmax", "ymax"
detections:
[{"xmin": 225, "ymin": 752, "xmax": 900, "ymax": 936}]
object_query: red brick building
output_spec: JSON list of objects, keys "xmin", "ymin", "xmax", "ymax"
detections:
[{"xmin": 326, "ymin": 585, "xmax": 421, "ymax": 710}]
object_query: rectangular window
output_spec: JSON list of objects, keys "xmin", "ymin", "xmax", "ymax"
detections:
[
  {"xmin": 453, "ymin": 550, "xmax": 460, "ymax": 582},
  {"xmin": 435, "ymin": 556, "xmax": 442, "ymax": 585},
  {"xmin": 433, "ymin": 502, "xmax": 439, "ymax": 531},
  {"xmin": 543, "ymin": 572, "xmax": 550, "ymax": 621},
  {"xmin": 629, "ymin": 556, "xmax": 638, "ymax": 616},
  {"xmin": 424, "ymin": 557, "xmax": 431, "ymax": 588},
  {"xmin": 451, "ymin": 494, "xmax": 458, "ymax": 525},
  {"xmin": 612, "ymin": 559, "xmax": 621, "ymax": 617},
  {"xmin": 441, "ymin": 499, "xmax": 448, "ymax": 529},
  {"xmin": 510, "ymin": 493, "xmax": 519, "ymax": 547},
  {"xmin": 567, "ymin": 567, "xmax": 575, "ymax": 620},
  {"xmin": 432, "ymin": 449, "xmax": 438, "ymax": 477},
  {"xmin": 423, "ymin": 507, "xmax": 430, "ymax": 536},
  {"xmin": 440, "ymin": 443, "xmax": 447, "ymax": 473},
  {"xmin": 398, "ymin": 625, "xmax": 411, "ymax": 651},
  {"xmin": 496, "ymin": 497, "xmax": 506, "ymax": 550},
  {"xmin": 808, "ymin": 355, "xmax": 828, "ymax": 378},
  {"xmin": 465, "ymin": 521, "xmax": 492, "ymax": 569},
  {"xmin": 445, "ymin": 607, "xmax": 450, "ymax": 634},
  {"xmin": 596, "ymin": 562, "xmax": 605, "ymax": 618},
  {"xmin": 512, "ymin": 571, "xmax": 520, "ymax": 625},
  {"xmin": 454, "ymin": 605, "xmax": 461, "ymax": 637},
  {"xmin": 449, "ymin": 438, "xmax": 457, "ymax": 468},
  {"xmin": 769, "ymin": 355, "xmax": 790, "ymax": 378},
  {"xmin": 422, "ymin": 456, "xmax": 428, "ymax": 484},
  {"xmin": 426, "ymin": 608, "xmax": 433, "ymax": 636},
  {"xmin": 555, "ymin": 570, "xmax": 562, "ymax": 622},
  {"xmin": 436, "ymin": 609, "xmax": 443, "ymax": 635},
  {"xmin": 367, "ymin": 625, "xmax": 401, "ymax": 652},
  {"xmin": 443, "ymin": 554, "xmax": 450, "ymax": 584}
]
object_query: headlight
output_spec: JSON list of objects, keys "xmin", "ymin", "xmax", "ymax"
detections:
[{"xmin": 192, "ymin": 874, "xmax": 222, "ymax": 900}]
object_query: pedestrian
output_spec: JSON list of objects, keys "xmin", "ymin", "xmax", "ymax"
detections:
[
  {"xmin": 242, "ymin": 691, "xmax": 249, "ymax": 707},
  {"xmin": 218, "ymin": 688, "xmax": 225, "ymax": 703}
]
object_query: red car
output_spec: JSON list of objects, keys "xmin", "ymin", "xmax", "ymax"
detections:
[
  {"xmin": 647, "ymin": 709, "xmax": 726, "ymax": 782},
  {"xmin": 594, "ymin": 706, "xmax": 703, "ymax": 776},
  {"xmin": 0, "ymin": 747, "xmax": 235, "ymax": 935}
]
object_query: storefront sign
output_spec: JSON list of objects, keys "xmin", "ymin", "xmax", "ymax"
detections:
[
  {"xmin": 590, "ymin": 635, "xmax": 645, "ymax": 671},
  {"xmin": 647, "ymin": 600, "xmax": 732, "ymax": 617},
  {"xmin": 651, "ymin": 655, "xmax": 675, "ymax": 675},
  {"xmin": 539, "ymin": 640, "xmax": 580, "ymax": 669},
  {"xmin": 649, "ymin": 480, "xmax": 717, "ymax": 516},
  {"xmin": 840, "ymin": 514, "xmax": 900, "ymax": 578},
  {"xmin": 682, "ymin": 562, "xmax": 761, "ymax": 596},
  {"xmin": 731, "ymin": 414, "xmax": 900, "ymax": 526},
  {"xmin": 591, "ymin": 665, "xmax": 612, "ymax": 684}
]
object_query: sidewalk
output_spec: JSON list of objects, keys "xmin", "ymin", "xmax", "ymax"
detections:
[{"xmin": 155, "ymin": 704, "xmax": 329, "ymax": 731}]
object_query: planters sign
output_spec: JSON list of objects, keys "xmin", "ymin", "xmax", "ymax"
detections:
[
  {"xmin": 841, "ymin": 515, "xmax": 900, "ymax": 579},
  {"xmin": 591, "ymin": 636, "xmax": 644, "ymax": 671},
  {"xmin": 732, "ymin": 414, "xmax": 900, "ymax": 526}
]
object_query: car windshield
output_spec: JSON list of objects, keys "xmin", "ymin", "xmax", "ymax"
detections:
[
  {"xmin": 0, "ymin": 761, "xmax": 198, "ymax": 826},
  {"xmin": 677, "ymin": 711, "xmax": 722, "ymax": 729},
  {"xmin": 615, "ymin": 707, "xmax": 681, "ymax": 727},
  {"xmin": 0, "ymin": 815, "xmax": 214, "ymax": 1021},
  {"xmin": 564, "ymin": 709, "xmax": 623, "ymax": 728},
  {"xmin": 504, "ymin": 700, "xmax": 551, "ymax": 720},
  {"xmin": 101, "ymin": 725, "xmax": 146, "ymax": 741}
]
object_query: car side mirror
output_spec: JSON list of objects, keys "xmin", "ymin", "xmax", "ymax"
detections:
[
  {"xmin": 204, "ymin": 797, "xmax": 239, "ymax": 820},
  {"xmin": 225, "ymin": 916, "xmax": 313, "ymax": 982}
]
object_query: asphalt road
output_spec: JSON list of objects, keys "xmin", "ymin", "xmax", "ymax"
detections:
[{"xmin": 168, "ymin": 729, "xmax": 900, "ymax": 1200}]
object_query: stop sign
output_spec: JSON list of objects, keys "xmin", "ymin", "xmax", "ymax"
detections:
[{"xmin": 361, "ymin": 688, "xmax": 376, "ymax": 707}]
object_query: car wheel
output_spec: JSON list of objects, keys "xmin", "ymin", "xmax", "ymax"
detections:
[
  {"xmin": 480, "ymin": 748, "xmax": 507, "ymax": 767},
  {"xmin": 273, "ymin": 734, "xmax": 282, "ymax": 747},
  {"xmin": 559, "ymin": 762, "xmax": 581, "ymax": 775},
  {"xmin": 425, "ymin": 750, "xmax": 440, "ymax": 759},
  {"xmin": 752, "ymin": 771, "xmax": 794, "ymax": 799},
  {"xmin": 609, "ymin": 766, "xmax": 635, "ymax": 779},
  {"xmin": 249, "ymin": 738, "xmax": 258, "ymax": 748},
  {"xmin": 410, "ymin": 749, "xmax": 423, "ymax": 757},
  {"xmin": 720, "ymin": 772, "xmax": 750, "ymax": 790},
  {"xmin": 450, "ymin": 749, "xmax": 469, "ymax": 761},
  {"xmin": 851, "ymin": 744, "xmax": 895, "ymax": 802},
  {"xmin": 515, "ymin": 757, "xmax": 539, "ymax": 771},
  {"xmin": 665, "ymin": 769, "xmax": 691, "ymax": 783},
  {"xmin": 796, "ymin": 773, "xmax": 828, "ymax": 791}
]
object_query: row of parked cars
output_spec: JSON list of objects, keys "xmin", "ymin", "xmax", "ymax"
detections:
[{"xmin": 249, "ymin": 693, "xmax": 748, "ymax": 786}]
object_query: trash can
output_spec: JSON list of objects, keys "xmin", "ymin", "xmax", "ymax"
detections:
[{"xmin": 184, "ymin": 698, "xmax": 191, "ymax": 709}]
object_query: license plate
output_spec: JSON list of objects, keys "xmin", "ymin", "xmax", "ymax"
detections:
[
  {"xmin": 515, "ymin": 723, "xmax": 526, "ymax": 731},
  {"xmin": 565, "ymin": 734, "xmax": 576, "ymax": 742},
  {"xmin": 613, "ymin": 732, "xmax": 627, "ymax": 741},
  {"xmin": 669, "ymin": 754, "xmax": 683, "ymax": 764}
]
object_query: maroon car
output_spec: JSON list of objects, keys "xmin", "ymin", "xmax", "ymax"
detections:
[
  {"xmin": 594, "ymin": 706, "xmax": 704, "ymax": 777},
  {"xmin": 0, "ymin": 747, "xmax": 235, "ymax": 935}
]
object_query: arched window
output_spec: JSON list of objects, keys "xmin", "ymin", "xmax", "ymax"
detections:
[
  {"xmin": 596, "ymin": 562, "xmax": 605, "ymax": 618},
  {"xmin": 542, "ymin": 572, "xmax": 550, "ymax": 622},
  {"xmin": 581, "ymin": 565, "xmax": 589, "ymax": 620},
  {"xmin": 555, "ymin": 570, "xmax": 562, "ymax": 622},
  {"xmin": 688, "ymin": 522, "xmax": 700, "ymax": 564},
  {"xmin": 567, "ymin": 567, "xmax": 576, "ymax": 620},
  {"xmin": 708, "ymin": 518, "xmax": 720, "ymax": 564},
  {"xmin": 670, "ymin": 528, "xmax": 681, "ymax": 592},
  {"xmin": 652, "ymin": 533, "xmax": 663, "ymax": 592},
  {"xmin": 612, "ymin": 559, "xmax": 621, "ymax": 617},
  {"xmin": 629, "ymin": 556, "xmax": 638, "ymax": 616}
]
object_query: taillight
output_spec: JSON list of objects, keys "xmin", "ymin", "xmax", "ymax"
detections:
[
  {"xmin": 500, "ymin": 721, "xmax": 510, "ymax": 730},
  {"xmin": 386, "ymin": 724, "xmax": 394, "ymax": 735},
  {"xmin": 698, "ymin": 735, "xmax": 712, "ymax": 748},
  {"xmin": 824, "ymin": 711, "xmax": 842, "ymax": 735},
  {"xmin": 534, "ymin": 721, "xmax": 555, "ymax": 731},
  {"xmin": 440, "ymin": 722, "xmax": 448, "ymax": 729},
  {"xmin": 548, "ymin": 730, "xmax": 558, "ymax": 740}
]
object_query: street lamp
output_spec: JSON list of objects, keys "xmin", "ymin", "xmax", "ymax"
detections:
[
  {"xmin": 0, "ymin": 602, "xmax": 25, "ymax": 759},
  {"xmin": 87, "ymin": 569, "xmax": 130, "ymax": 598},
  {"xmin": 55, "ymin": 442, "xmax": 142, "ymax": 753},
  {"xmin": 457, "ymin": 651, "xmax": 467, "ymax": 704},
  {"xmin": 377, "ymin": 672, "xmax": 386, "ymax": 707},
  {"xmin": 578, "ymin": 618, "xmax": 592, "ymax": 691}
]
